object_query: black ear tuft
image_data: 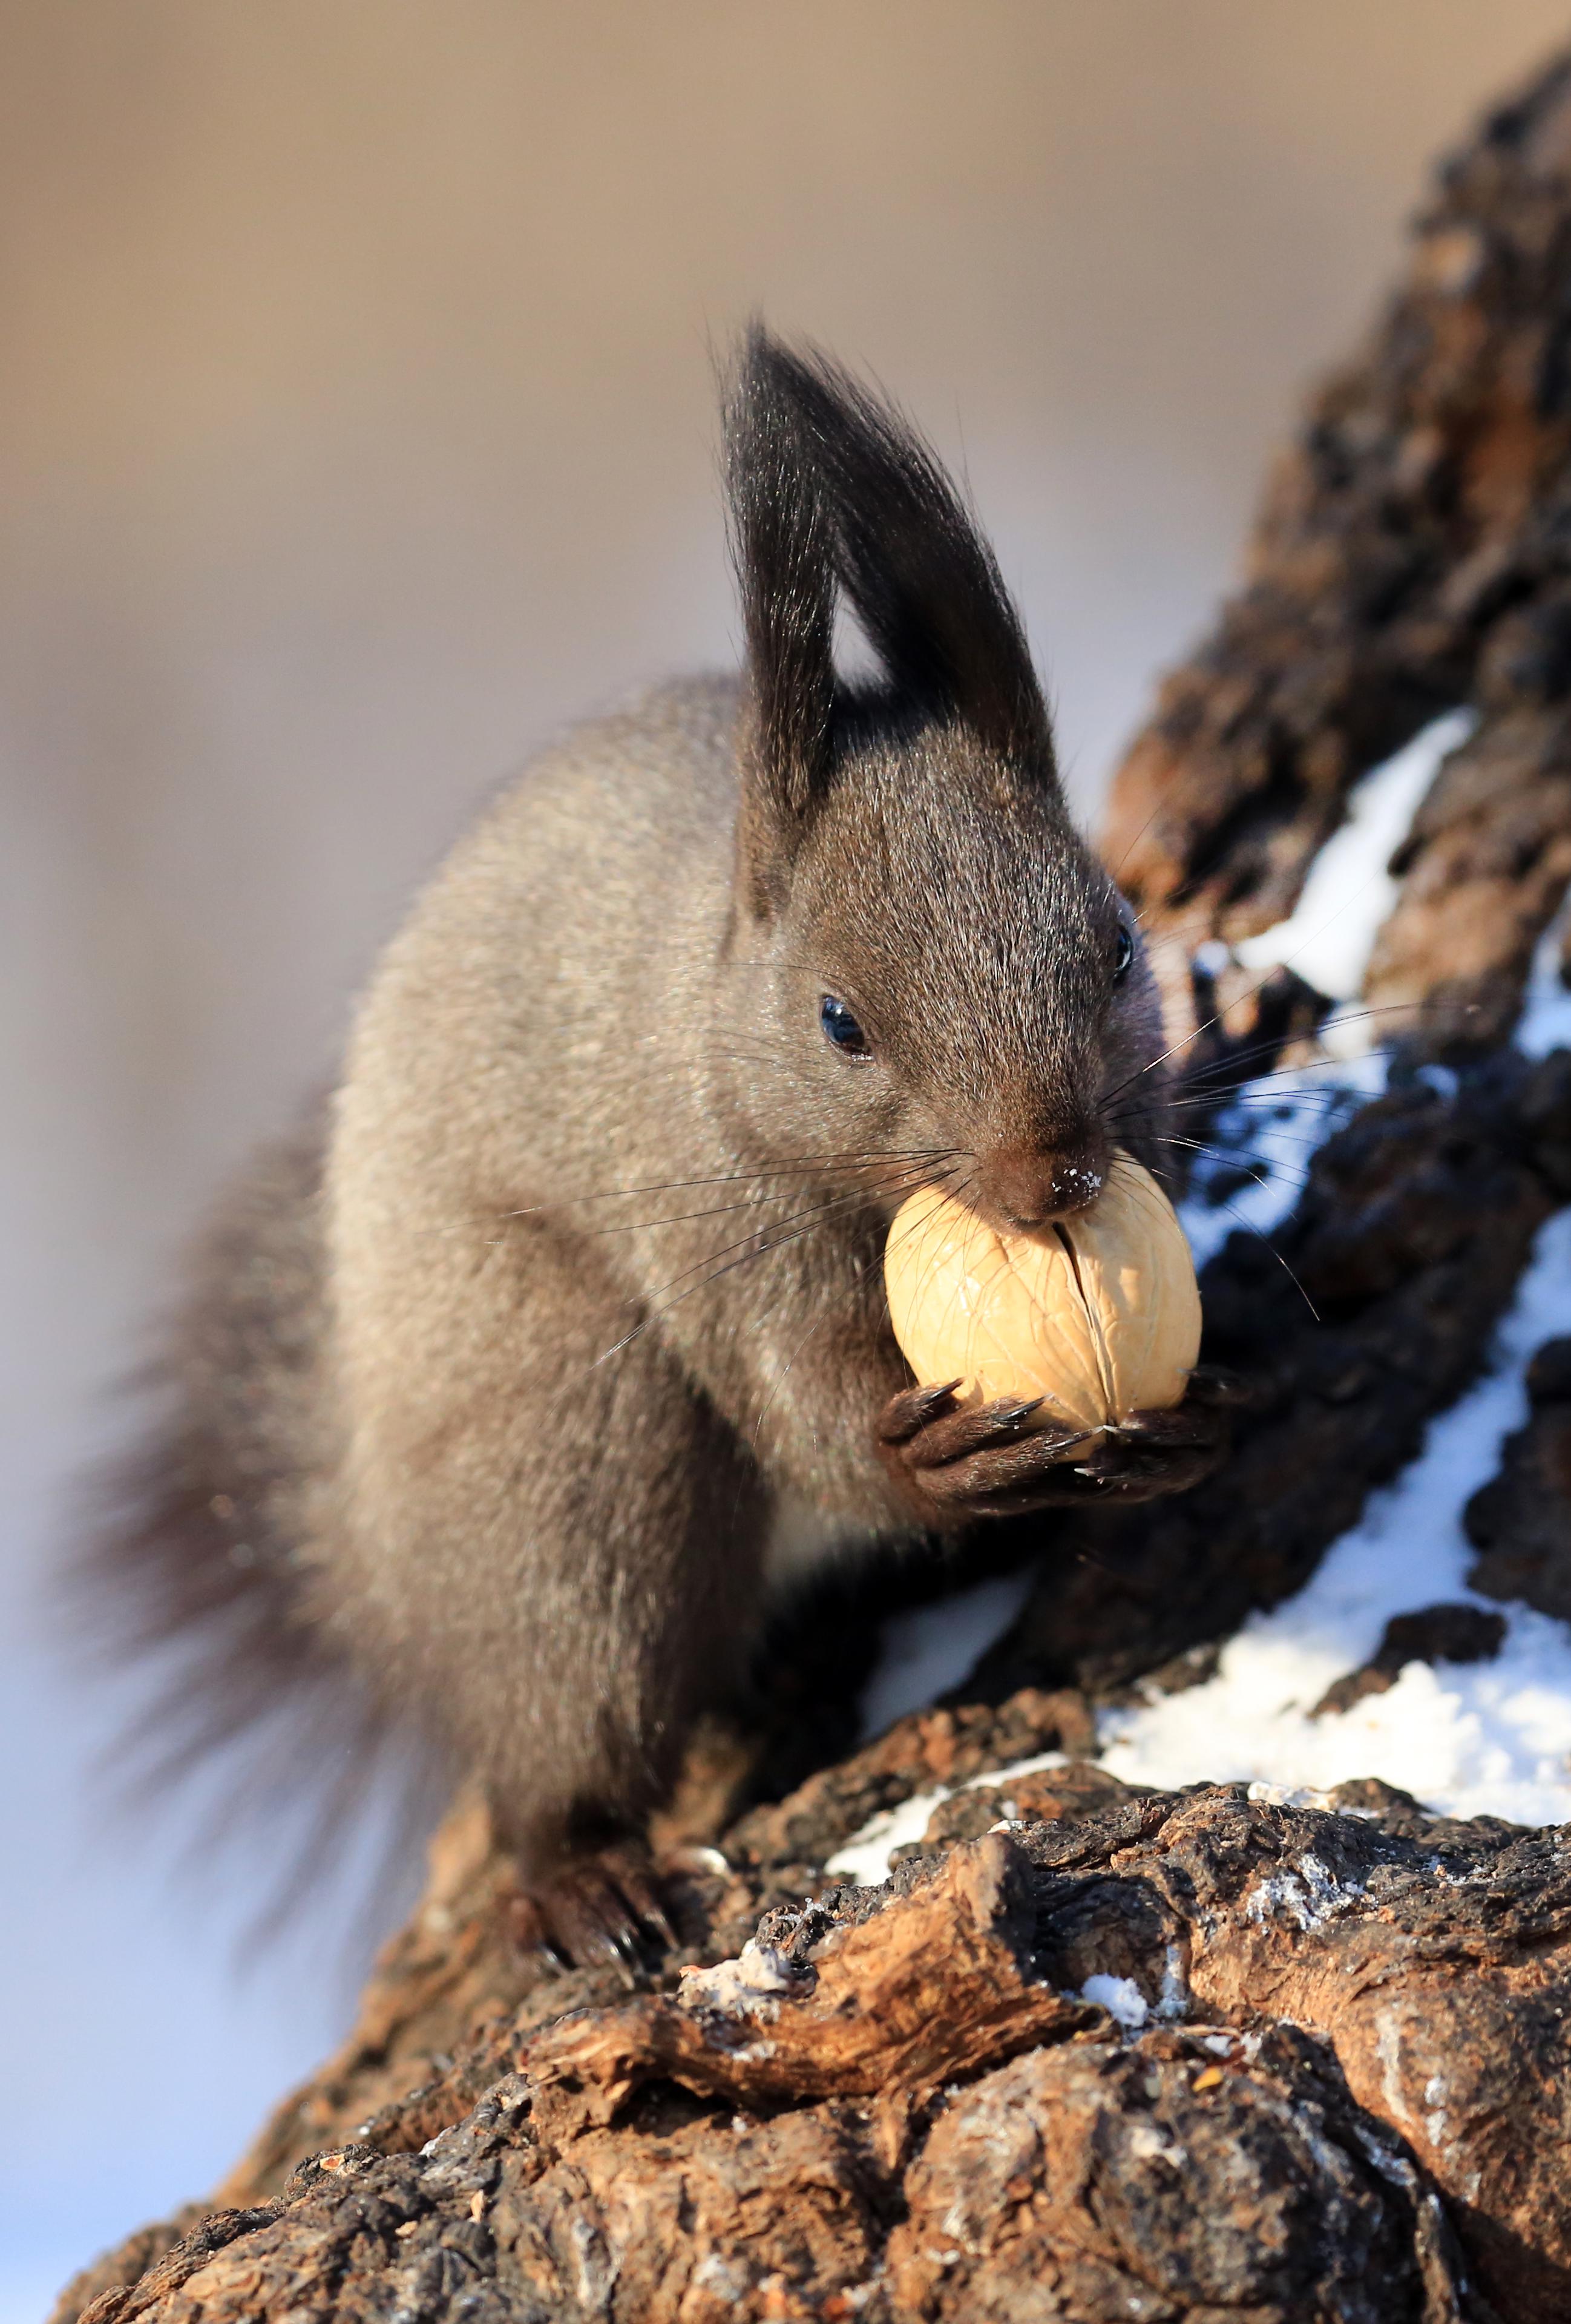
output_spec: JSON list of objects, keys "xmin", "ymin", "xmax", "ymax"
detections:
[
  {"xmin": 724, "ymin": 326, "xmax": 838, "ymax": 824},
  {"xmin": 761, "ymin": 340, "xmax": 1053, "ymax": 768}
]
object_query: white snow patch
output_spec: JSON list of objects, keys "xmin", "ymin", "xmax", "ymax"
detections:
[
  {"xmin": 1243, "ymin": 1851, "xmax": 1363, "ymax": 1930},
  {"xmin": 678, "ymin": 1939, "xmax": 804, "ymax": 2018},
  {"xmin": 1181, "ymin": 707, "xmax": 1476, "ymax": 1270},
  {"xmin": 1517, "ymin": 888, "xmax": 1571, "ymax": 1057},
  {"xmin": 1234, "ymin": 709, "xmax": 1477, "ymax": 1002},
  {"xmin": 824, "ymin": 1748, "xmax": 1068, "ymax": 1886},
  {"xmin": 1100, "ymin": 1207, "xmax": 1571, "ymax": 1824},
  {"xmin": 858, "ymin": 1569, "xmax": 1035, "ymax": 1742},
  {"xmin": 1079, "ymin": 1972, "xmax": 1149, "ymax": 2027},
  {"xmin": 1179, "ymin": 1048, "xmax": 1386, "ymax": 1272},
  {"xmin": 824, "ymin": 1791, "xmax": 946, "ymax": 1886},
  {"xmin": 1126, "ymin": 2121, "xmax": 1188, "ymax": 2167}
]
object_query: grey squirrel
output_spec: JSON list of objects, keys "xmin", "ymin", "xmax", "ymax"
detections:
[{"xmin": 92, "ymin": 332, "xmax": 1234, "ymax": 1974}]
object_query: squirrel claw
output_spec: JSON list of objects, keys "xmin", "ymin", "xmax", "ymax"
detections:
[
  {"xmin": 1071, "ymin": 1388, "xmax": 1234, "ymax": 1500},
  {"xmin": 509, "ymin": 1842, "xmax": 675, "ymax": 1985},
  {"xmin": 876, "ymin": 1368, "xmax": 1238, "ymax": 1520},
  {"xmin": 599, "ymin": 1841, "xmax": 677, "ymax": 1949},
  {"xmin": 876, "ymin": 1379, "xmax": 966, "ymax": 1443},
  {"xmin": 876, "ymin": 1381, "xmax": 1094, "ymax": 1521}
]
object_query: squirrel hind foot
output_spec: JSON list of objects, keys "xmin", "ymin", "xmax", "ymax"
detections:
[{"xmin": 508, "ymin": 1841, "xmax": 677, "ymax": 1988}]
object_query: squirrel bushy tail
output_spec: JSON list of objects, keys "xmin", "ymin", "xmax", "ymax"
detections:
[{"xmin": 74, "ymin": 1112, "xmax": 444, "ymax": 1925}]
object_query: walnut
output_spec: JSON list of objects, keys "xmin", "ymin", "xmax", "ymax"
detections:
[{"xmin": 884, "ymin": 1157, "xmax": 1201, "ymax": 1440}]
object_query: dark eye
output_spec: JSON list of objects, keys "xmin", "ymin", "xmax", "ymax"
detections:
[
  {"xmin": 1112, "ymin": 926, "xmax": 1135, "ymax": 981},
  {"xmin": 820, "ymin": 994, "xmax": 872, "ymax": 1059}
]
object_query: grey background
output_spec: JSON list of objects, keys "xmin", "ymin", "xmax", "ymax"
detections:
[{"xmin": 7, "ymin": 4, "xmax": 1570, "ymax": 2310}]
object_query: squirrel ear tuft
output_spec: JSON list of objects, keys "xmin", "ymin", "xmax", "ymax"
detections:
[
  {"xmin": 752, "ymin": 338, "xmax": 1054, "ymax": 773},
  {"xmin": 723, "ymin": 328, "xmax": 1060, "ymax": 911},
  {"xmin": 724, "ymin": 326, "xmax": 838, "ymax": 851}
]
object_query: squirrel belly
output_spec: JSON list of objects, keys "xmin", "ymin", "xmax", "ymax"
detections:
[{"xmin": 85, "ymin": 331, "xmax": 1212, "ymax": 1969}]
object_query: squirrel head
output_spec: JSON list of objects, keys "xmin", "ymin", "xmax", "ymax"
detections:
[{"xmin": 718, "ymin": 328, "xmax": 1165, "ymax": 1232}]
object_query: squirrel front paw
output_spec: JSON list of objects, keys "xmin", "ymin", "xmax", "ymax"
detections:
[
  {"xmin": 508, "ymin": 1842, "xmax": 675, "ymax": 1986},
  {"xmin": 876, "ymin": 1367, "xmax": 1244, "ymax": 1521}
]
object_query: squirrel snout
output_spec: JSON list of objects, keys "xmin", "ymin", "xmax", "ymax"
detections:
[{"xmin": 979, "ymin": 1136, "xmax": 1109, "ymax": 1230}]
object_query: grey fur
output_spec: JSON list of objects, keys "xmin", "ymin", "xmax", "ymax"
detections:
[{"xmin": 85, "ymin": 334, "xmax": 1173, "ymax": 1901}]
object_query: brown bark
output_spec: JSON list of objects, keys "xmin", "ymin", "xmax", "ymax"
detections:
[
  {"xmin": 54, "ymin": 1764, "xmax": 1571, "ymax": 2323},
  {"xmin": 1104, "ymin": 47, "xmax": 1571, "ymax": 1057}
]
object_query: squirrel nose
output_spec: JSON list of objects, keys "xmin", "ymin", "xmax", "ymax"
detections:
[{"xmin": 980, "ymin": 1135, "xmax": 1108, "ymax": 1229}]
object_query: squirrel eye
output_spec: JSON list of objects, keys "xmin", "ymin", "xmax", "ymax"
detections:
[
  {"xmin": 1112, "ymin": 926, "xmax": 1135, "ymax": 982},
  {"xmin": 820, "ymin": 994, "xmax": 872, "ymax": 1059}
]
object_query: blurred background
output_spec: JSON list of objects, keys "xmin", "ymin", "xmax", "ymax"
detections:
[{"xmin": 7, "ymin": 2, "xmax": 1571, "ymax": 2311}]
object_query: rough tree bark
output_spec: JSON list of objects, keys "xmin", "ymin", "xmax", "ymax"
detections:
[
  {"xmin": 1105, "ymin": 44, "xmax": 1571, "ymax": 1057},
  {"xmin": 51, "ymin": 44, "xmax": 1571, "ymax": 2324},
  {"xmin": 51, "ymin": 1742, "xmax": 1571, "ymax": 2323}
]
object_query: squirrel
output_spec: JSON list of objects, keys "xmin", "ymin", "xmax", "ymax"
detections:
[{"xmin": 90, "ymin": 331, "xmax": 1234, "ymax": 1976}]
